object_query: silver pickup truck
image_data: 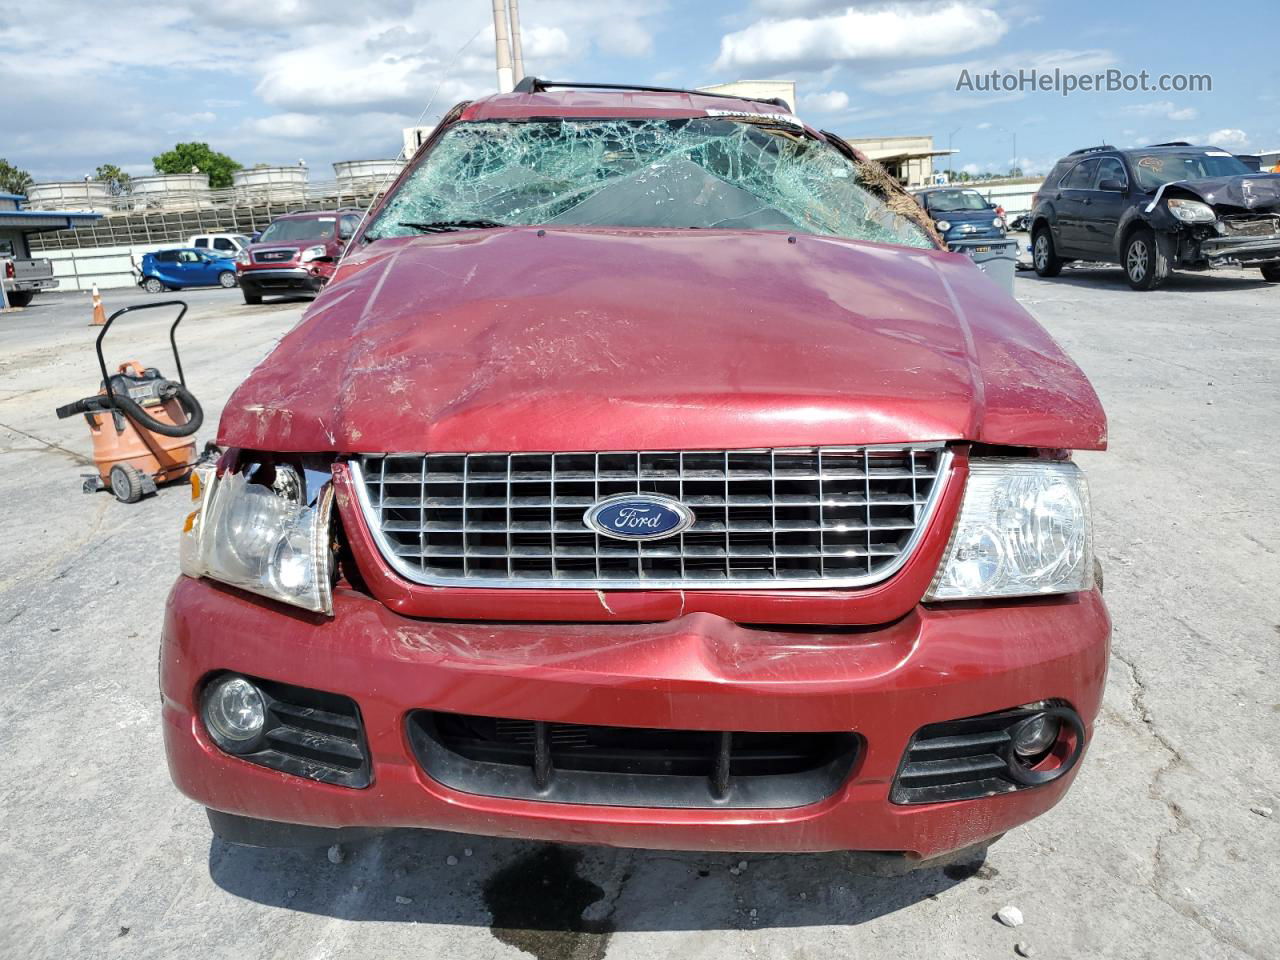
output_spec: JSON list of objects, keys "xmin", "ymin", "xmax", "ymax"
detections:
[{"xmin": 1, "ymin": 239, "xmax": 58, "ymax": 308}]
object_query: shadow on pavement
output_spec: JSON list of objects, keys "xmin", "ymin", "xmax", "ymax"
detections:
[{"xmin": 209, "ymin": 829, "xmax": 988, "ymax": 957}]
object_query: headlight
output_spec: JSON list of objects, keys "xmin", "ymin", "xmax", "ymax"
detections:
[
  {"xmin": 926, "ymin": 459, "xmax": 1092, "ymax": 601},
  {"xmin": 300, "ymin": 245, "xmax": 327, "ymax": 263},
  {"xmin": 180, "ymin": 462, "xmax": 335, "ymax": 614},
  {"xmin": 1166, "ymin": 197, "xmax": 1216, "ymax": 223},
  {"xmin": 935, "ymin": 220, "xmax": 951, "ymax": 231},
  {"xmin": 993, "ymin": 217, "xmax": 1005, "ymax": 229},
  {"xmin": 235, "ymin": 250, "xmax": 249, "ymax": 265}
]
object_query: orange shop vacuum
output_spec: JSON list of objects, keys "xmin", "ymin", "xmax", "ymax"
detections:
[{"xmin": 55, "ymin": 300, "xmax": 216, "ymax": 503}]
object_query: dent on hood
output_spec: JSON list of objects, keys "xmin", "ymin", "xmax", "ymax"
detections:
[{"xmin": 219, "ymin": 228, "xmax": 1105, "ymax": 454}]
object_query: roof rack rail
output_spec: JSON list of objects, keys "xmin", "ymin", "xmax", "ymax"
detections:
[
  {"xmin": 1068, "ymin": 144, "xmax": 1117, "ymax": 156},
  {"xmin": 1145, "ymin": 141, "xmax": 1193, "ymax": 147},
  {"xmin": 511, "ymin": 77, "xmax": 792, "ymax": 110}
]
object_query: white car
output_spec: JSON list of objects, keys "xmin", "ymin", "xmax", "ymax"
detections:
[{"xmin": 188, "ymin": 233, "xmax": 252, "ymax": 256}]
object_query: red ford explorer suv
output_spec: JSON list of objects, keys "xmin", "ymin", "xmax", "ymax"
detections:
[
  {"xmin": 165, "ymin": 80, "xmax": 1109, "ymax": 873},
  {"xmin": 235, "ymin": 209, "xmax": 362, "ymax": 305}
]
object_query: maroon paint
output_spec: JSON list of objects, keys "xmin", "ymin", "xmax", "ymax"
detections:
[
  {"xmin": 218, "ymin": 229, "xmax": 1105, "ymax": 454},
  {"xmin": 161, "ymin": 576, "xmax": 1109, "ymax": 856}
]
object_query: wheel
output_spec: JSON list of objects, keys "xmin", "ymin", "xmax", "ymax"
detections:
[
  {"xmin": 109, "ymin": 464, "xmax": 147, "ymax": 503},
  {"xmin": 218, "ymin": 271, "xmax": 238, "ymax": 289},
  {"xmin": 1124, "ymin": 227, "xmax": 1171, "ymax": 290},
  {"xmin": 4, "ymin": 290, "xmax": 34, "ymax": 307},
  {"xmin": 1032, "ymin": 227, "xmax": 1063, "ymax": 277},
  {"xmin": 242, "ymin": 289, "xmax": 263, "ymax": 305},
  {"xmin": 1261, "ymin": 263, "xmax": 1280, "ymax": 283},
  {"xmin": 143, "ymin": 277, "xmax": 166, "ymax": 294}
]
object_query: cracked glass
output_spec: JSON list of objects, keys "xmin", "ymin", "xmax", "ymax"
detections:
[{"xmin": 366, "ymin": 118, "xmax": 933, "ymax": 248}]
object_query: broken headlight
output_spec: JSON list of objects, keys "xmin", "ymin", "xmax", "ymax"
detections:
[
  {"xmin": 300, "ymin": 245, "xmax": 328, "ymax": 263},
  {"xmin": 926, "ymin": 459, "xmax": 1092, "ymax": 601},
  {"xmin": 1166, "ymin": 198, "xmax": 1216, "ymax": 224},
  {"xmin": 180, "ymin": 461, "xmax": 335, "ymax": 615}
]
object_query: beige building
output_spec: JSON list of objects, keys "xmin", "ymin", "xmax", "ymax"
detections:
[{"xmin": 843, "ymin": 136, "xmax": 955, "ymax": 188}]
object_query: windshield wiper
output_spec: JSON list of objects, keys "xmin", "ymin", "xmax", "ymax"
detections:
[{"xmin": 398, "ymin": 218, "xmax": 509, "ymax": 234}]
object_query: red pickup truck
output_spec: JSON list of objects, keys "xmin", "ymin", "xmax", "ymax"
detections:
[
  {"xmin": 234, "ymin": 209, "xmax": 362, "ymax": 304},
  {"xmin": 164, "ymin": 81, "xmax": 1108, "ymax": 873}
]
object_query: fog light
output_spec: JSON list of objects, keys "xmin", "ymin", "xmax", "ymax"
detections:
[
  {"xmin": 1011, "ymin": 713, "xmax": 1060, "ymax": 758},
  {"xmin": 203, "ymin": 675, "xmax": 265, "ymax": 750}
]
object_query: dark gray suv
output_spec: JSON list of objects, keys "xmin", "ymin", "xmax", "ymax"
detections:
[{"xmin": 1029, "ymin": 142, "xmax": 1280, "ymax": 290}]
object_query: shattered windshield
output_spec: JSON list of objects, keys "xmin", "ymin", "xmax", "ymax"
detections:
[
  {"xmin": 1131, "ymin": 152, "xmax": 1252, "ymax": 190},
  {"xmin": 365, "ymin": 118, "xmax": 933, "ymax": 248}
]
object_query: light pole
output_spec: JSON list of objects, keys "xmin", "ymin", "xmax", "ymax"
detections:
[
  {"xmin": 947, "ymin": 126, "xmax": 961, "ymax": 182},
  {"xmin": 509, "ymin": 0, "xmax": 525, "ymax": 84},
  {"xmin": 491, "ymin": 0, "xmax": 514, "ymax": 93}
]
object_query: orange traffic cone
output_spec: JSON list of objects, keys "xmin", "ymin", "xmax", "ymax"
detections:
[{"xmin": 90, "ymin": 283, "xmax": 107, "ymax": 326}]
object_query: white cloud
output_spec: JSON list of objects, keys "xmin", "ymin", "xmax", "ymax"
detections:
[
  {"xmin": 1203, "ymin": 128, "xmax": 1250, "ymax": 149},
  {"xmin": 245, "ymin": 113, "xmax": 333, "ymax": 139},
  {"xmin": 976, "ymin": 121, "xmax": 992, "ymax": 130},
  {"xmin": 961, "ymin": 162, "xmax": 981, "ymax": 175},
  {"xmin": 803, "ymin": 90, "xmax": 850, "ymax": 112},
  {"xmin": 1123, "ymin": 101, "xmax": 1198, "ymax": 122},
  {"xmin": 864, "ymin": 48, "xmax": 1116, "ymax": 96},
  {"xmin": 714, "ymin": 3, "xmax": 1007, "ymax": 73}
]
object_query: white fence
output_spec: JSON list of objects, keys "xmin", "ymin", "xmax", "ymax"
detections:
[{"xmin": 46, "ymin": 242, "xmax": 173, "ymax": 292}]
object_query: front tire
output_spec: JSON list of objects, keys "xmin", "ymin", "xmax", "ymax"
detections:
[
  {"xmin": 1032, "ymin": 227, "xmax": 1063, "ymax": 277},
  {"xmin": 1261, "ymin": 264, "xmax": 1280, "ymax": 283},
  {"xmin": 1124, "ymin": 228, "xmax": 1171, "ymax": 290},
  {"xmin": 242, "ymin": 289, "xmax": 262, "ymax": 305},
  {"xmin": 143, "ymin": 277, "xmax": 166, "ymax": 294},
  {"xmin": 218, "ymin": 271, "xmax": 238, "ymax": 289}
]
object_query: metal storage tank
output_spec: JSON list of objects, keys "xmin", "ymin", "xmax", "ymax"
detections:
[
  {"xmin": 333, "ymin": 159, "xmax": 405, "ymax": 195},
  {"xmin": 128, "ymin": 173, "xmax": 212, "ymax": 211},
  {"xmin": 24, "ymin": 180, "xmax": 113, "ymax": 213},
  {"xmin": 233, "ymin": 165, "xmax": 308, "ymax": 203}
]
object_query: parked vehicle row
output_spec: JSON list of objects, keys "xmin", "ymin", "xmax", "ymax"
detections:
[{"xmin": 137, "ymin": 214, "xmax": 362, "ymax": 299}]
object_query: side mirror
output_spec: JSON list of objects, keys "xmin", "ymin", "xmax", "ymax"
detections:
[{"xmin": 1098, "ymin": 178, "xmax": 1127, "ymax": 193}]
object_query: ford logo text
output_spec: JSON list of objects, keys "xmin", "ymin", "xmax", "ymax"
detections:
[{"xmin": 583, "ymin": 495, "xmax": 695, "ymax": 541}]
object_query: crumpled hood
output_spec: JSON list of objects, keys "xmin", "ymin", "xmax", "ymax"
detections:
[
  {"xmin": 218, "ymin": 228, "xmax": 1106, "ymax": 452},
  {"xmin": 1167, "ymin": 173, "xmax": 1280, "ymax": 210}
]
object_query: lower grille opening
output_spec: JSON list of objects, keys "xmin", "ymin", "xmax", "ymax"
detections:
[
  {"xmin": 892, "ymin": 701, "xmax": 1081, "ymax": 804},
  {"xmin": 408, "ymin": 712, "xmax": 859, "ymax": 809}
]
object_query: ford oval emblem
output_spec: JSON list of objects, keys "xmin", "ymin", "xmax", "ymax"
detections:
[{"xmin": 584, "ymin": 494, "xmax": 695, "ymax": 541}]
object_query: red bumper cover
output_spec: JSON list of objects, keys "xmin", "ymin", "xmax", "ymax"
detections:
[{"xmin": 161, "ymin": 577, "xmax": 1109, "ymax": 857}]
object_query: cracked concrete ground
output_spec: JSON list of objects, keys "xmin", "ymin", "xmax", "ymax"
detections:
[{"xmin": 1, "ymin": 269, "xmax": 1277, "ymax": 960}]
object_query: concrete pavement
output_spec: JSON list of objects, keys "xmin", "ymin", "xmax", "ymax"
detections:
[{"xmin": 1, "ymin": 270, "xmax": 1276, "ymax": 960}]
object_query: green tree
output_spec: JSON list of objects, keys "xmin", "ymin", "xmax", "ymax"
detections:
[
  {"xmin": 152, "ymin": 142, "xmax": 241, "ymax": 189},
  {"xmin": 95, "ymin": 163, "xmax": 132, "ymax": 196},
  {"xmin": 0, "ymin": 158, "xmax": 34, "ymax": 197}
]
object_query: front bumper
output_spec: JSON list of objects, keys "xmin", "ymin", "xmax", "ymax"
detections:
[
  {"xmin": 1198, "ymin": 234, "xmax": 1280, "ymax": 264},
  {"xmin": 162, "ymin": 576, "xmax": 1110, "ymax": 859},
  {"xmin": 237, "ymin": 267, "xmax": 326, "ymax": 293}
]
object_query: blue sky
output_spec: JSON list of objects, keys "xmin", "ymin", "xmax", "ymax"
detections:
[{"xmin": 3, "ymin": 0, "xmax": 1278, "ymax": 183}]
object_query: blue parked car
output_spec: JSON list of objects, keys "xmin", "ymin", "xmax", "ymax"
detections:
[
  {"xmin": 913, "ymin": 187, "xmax": 1006, "ymax": 247},
  {"xmin": 138, "ymin": 248, "xmax": 239, "ymax": 293}
]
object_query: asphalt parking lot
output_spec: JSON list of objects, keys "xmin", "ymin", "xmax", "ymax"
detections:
[{"xmin": 2, "ymin": 267, "xmax": 1277, "ymax": 960}]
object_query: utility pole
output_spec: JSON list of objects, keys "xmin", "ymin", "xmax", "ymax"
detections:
[
  {"xmin": 948, "ymin": 126, "xmax": 961, "ymax": 182},
  {"xmin": 491, "ymin": 0, "xmax": 514, "ymax": 93},
  {"xmin": 508, "ymin": 0, "xmax": 525, "ymax": 85}
]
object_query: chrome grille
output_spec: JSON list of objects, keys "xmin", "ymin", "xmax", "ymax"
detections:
[
  {"xmin": 252, "ymin": 248, "xmax": 296, "ymax": 263},
  {"xmin": 351, "ymin": 445, "xmax": 950, "ymax": 589}
]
